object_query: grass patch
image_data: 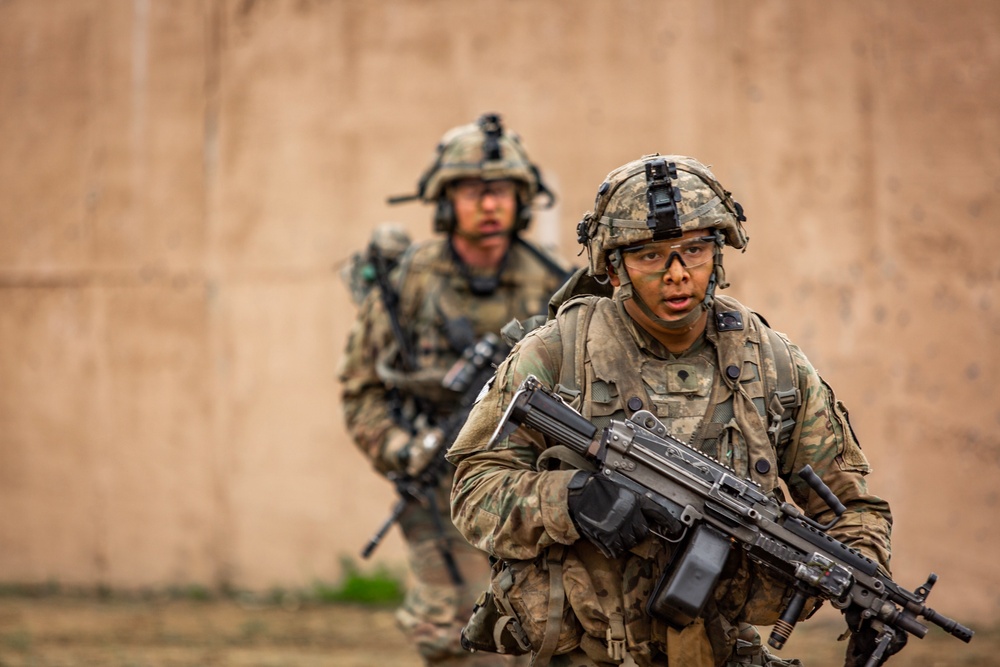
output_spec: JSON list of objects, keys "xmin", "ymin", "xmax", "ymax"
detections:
[
  {"xmin": 0, "ymin": 581, "xmax": 60, "ymax": 598},
  {"xmin": 178, "ymin": 584, "xmax": 212, "ymax": 601},
  {"xmin": 2, "ymin": 630, "xmax": 31, "ymax": 652},
  {"xmin": 313, "ymin": 557, "xmax": 404, "ymax": 605},
  {"xmin": 0, "ymin": 561, "xmax": 407, "ymax": 608}
]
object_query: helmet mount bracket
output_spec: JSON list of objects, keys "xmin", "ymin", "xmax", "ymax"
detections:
[
  {"xmin": 645, "ymin": 159, "xmax": 682, "ymax": 241},
  {"xmin": 479, "ymin": 113, "xmax": 504, "ymax": 161}
]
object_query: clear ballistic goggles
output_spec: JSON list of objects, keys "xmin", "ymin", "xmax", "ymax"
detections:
[
  {"xmin": 452, "ymin": 179, "xmax": 517, "ymax": 203},
  {"xmin": 620, "ymin": 235, "xmax": 717, "ymax": 273}
]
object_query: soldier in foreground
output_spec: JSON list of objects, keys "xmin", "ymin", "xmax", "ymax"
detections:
[
  {"xmin": 339, "ymin": 113, "xmax": 570, "ymax": 666},
  {"xmin": 447, "ymin": 154, "xmax": 903, "ymax": 666}
]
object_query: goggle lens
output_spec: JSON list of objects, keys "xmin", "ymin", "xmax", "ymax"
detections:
[{"xmin": 621, "ymin": 236, "xmax": 716, "ymax": 273}]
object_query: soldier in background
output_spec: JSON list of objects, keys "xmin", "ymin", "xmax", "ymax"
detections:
[
  {"xmin": 339, "ymin": 113, "xmax": 570, "ymax": 667},
  {"xmin": 448, "ymin": 154, "xmax": 902, "ymax": 666}
]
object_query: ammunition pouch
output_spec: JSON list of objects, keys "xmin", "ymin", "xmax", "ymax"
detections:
[
  {"xmin": 461, "ymin": 546, "xmax": 582, "ymax": 662},
  {"xmin": 460, "ymin": 572, "xmax": 531, "ymax": 655}
]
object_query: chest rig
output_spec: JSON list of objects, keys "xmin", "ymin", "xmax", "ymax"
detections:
[
  {"xmin": 381, "ymin": 239, "xmax": 562, "ymax": 409},
  {"xmin": 550, "ymin": 295, "xmax": 801, "ymax": 493}
]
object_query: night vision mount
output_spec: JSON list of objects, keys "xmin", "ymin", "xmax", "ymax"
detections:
[
  {"xmin": 646, "ymin": 159, "xmax": 682, "ymax": 241},
  {"xmin": 479, "ymin": 113, "xmax": 504, "ymax": 161}
]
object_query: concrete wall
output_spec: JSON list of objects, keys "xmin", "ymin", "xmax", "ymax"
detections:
[{"xmin": 1, "ymin": 0, "xmax": 998, "ymax": 617}]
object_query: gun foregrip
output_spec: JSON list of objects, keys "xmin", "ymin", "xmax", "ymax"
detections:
[{"xmin": 768, "ymin": 589, "xmax": 808, "ymax": 650}]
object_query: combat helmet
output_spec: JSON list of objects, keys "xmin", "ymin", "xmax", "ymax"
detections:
[
  {"xmin": 388, "ymin": 112, "xmax": 555, "ymax": 233},
  {"xmin": 576, "ymin": 154, "xmax": 748, "ymax": 329}
]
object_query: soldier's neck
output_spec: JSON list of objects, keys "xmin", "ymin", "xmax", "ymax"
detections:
[
  {"xmin": 655, "ymin": 321, "xmax": 707, "ymax": 355},
  {"xmin": 624, "ymin": 299, "xmax": 709, "ymax": 355},
  {"xmin": 451, "ymin": 234, "xmax": 511, "ymax": 271}
]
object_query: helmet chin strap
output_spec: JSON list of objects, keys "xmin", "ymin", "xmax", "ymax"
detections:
[{"xmin": 610, "ymin": 246, "xmax": 725, "ymax": 332}]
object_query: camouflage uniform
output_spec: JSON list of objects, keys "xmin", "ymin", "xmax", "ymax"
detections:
[
  {"xmin": 447, "ymin": 155, "xmax": 893, "ymax": 667},
  {"xmin": 339, "ymin": 114, "xmax": 568, "ymax": 667}
]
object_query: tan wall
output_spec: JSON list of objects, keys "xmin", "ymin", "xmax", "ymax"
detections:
[{"xmin": 1, "ymin": 0, "xmax": 998, "ymax": 618}]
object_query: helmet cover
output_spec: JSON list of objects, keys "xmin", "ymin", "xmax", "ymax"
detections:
[
  {"xmin": 577, "ymin": 154, "xmax": 748, "ymax": 276},
  {"xmin": 418, "ymin": 113, "xmax": 540, "ymax": 202}
]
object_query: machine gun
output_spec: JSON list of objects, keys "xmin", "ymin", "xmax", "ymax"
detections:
[
  {"xmin": 361, "ymin": 333, "xmax": 510, "ymax": 583},
  {"xmin": 492, "ymin": 375, "xmax": 974, "ymax": 667}
]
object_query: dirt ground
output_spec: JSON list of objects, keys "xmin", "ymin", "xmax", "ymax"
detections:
[{"xmin": 0, "ymin": 596, "xmax": 992, "ymax": 667}]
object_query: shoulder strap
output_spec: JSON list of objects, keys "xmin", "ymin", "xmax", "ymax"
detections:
[
  {"xmin": 760, "ymin": 324, "xmax": 801, "ymax": 448},
  {"xmin": 531, "ymin": 544, "xmax": 567, "ymax": 667},
  {"xmin": 553, "ymin": 295, "xmax": 603, "ymax": 405},
  {"xmin": 523, "ymin": 299, "xmax": 599, "ymax": 665},
  {"xmin": 497, "ymin": 293, "xmax": 600, "ymax": 405},
  {"xmin": 696, "ymin": 297, "xmax": 802, "ymax": 453},
  {"xmin": 558, "ymin": 304, "xmax": 581, "ymax": 398}
]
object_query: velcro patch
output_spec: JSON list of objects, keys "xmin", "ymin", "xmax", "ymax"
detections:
[{"xmin": 715, "ymin": 311, "xmax": 744, "ymax": 331}]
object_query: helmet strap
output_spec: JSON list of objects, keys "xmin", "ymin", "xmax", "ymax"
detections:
[
  {"xmin": 610, "ymin": 248, "xmax": 716, "ymax": 332},
  {"xmin": 631, "ymin": 288, "xmax": 710, "ymax": 332}
]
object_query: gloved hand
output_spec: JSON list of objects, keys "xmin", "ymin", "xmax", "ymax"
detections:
[
  {"xmin": 843, "ymin": 606, "xmax": 908, "ymax": 667},
  {"xmin": 566, "ymin": 471, "xmax": 683, "ymax": 559},
  {"xmin": 382, "ymin": 427, "xmax": 445, "ymax": 477}
]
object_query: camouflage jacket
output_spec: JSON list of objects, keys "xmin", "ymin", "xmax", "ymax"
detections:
[
  {"xmin": 447, "ymin": 292, "xmax": 893, "ymax": 664},
  {"xmin": 339, "ymin": 236, "xmax": 568, "ymax": 477}
]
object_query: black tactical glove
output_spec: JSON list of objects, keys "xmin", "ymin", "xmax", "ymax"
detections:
[
  {"xmin": 566, "ymin": 471, "xmax": 682, "ymax": 559},
  {"xmin": 843, "ymin": 606, "xmax": 908, "ymax": 667}
]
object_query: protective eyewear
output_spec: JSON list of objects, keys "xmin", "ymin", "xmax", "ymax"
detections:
[
  {"xmin": 452, "ymin": 179, "xmax": 517, "ymax": 203},
  {"xmin": 621, "ymin": 235, "xmax": 717, "ymax": 273}
]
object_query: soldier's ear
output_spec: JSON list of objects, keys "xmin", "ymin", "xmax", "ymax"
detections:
[{"xmin": 607, "ymin": 263, "xmax": 621, "ymax": 288}]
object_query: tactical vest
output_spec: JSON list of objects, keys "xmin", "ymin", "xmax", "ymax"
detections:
[
  {"xmin": 478, "ymin": 295, "xmax": 805, "ymax": 665},
  {"xmin": 546, "ymin": 294, "xmax": 801, "ymax": 494},
  {"xmin": 378, "ymin": 237, "xmax": 567, "ymax": 411}
]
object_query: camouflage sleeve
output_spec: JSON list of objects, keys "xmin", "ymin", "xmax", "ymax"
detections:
[
  {"xmin": 337, "ymin": 289, "xmax": 409, "ymax": 475},
  {"xmin": 778, "ymin": 341, "xmax": 894, "ymax": 573},
  {"xmin": 447, "ymin": 321, "xmax": 584, "ymax": 561}
]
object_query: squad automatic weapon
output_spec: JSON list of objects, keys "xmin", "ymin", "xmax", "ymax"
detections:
[{"xmin": 492, "ymin": 375, "xmax": 974, "ymax": 667}]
